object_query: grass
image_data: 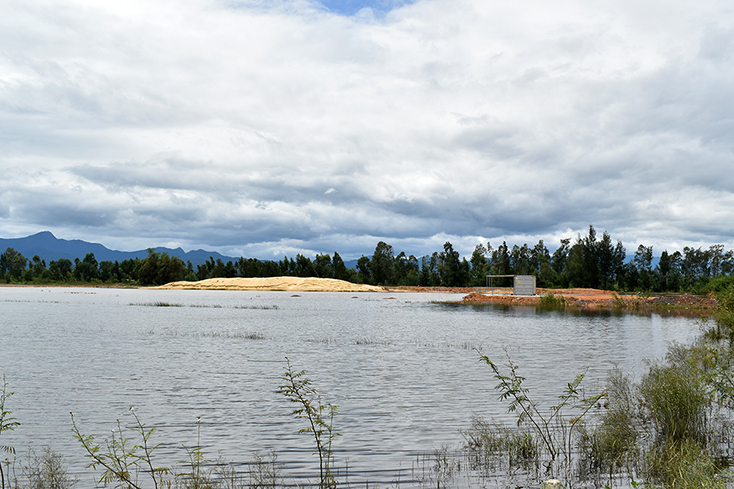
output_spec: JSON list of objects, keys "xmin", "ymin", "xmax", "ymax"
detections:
[
  {"xmin": 145, "ymin": 329, "xmax": 267, "ymax": 340},
  {"xmin": 131, "ymin": 301, "xmax": 185, "ymax": 307},
  {"xmin": 354, "ymin": 338, "xmax": 393, "ymax": 346},
  {"xmin": 538, "ymin": 293, "xmax": 567, "ymax": 308}
]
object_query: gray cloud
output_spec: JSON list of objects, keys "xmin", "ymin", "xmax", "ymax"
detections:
[{"xmin": 2, "ymin": 0, "xmax": 734, "ymax": 259}]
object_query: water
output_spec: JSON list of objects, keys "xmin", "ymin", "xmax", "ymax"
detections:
[{"xmin": 0, "ymin": 287, "xmax": 701, "ymax": 486}]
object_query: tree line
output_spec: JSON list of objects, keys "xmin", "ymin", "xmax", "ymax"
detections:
[{"xmin": 2, "ymin": 225, "xmax": 734, "ymax": 292}]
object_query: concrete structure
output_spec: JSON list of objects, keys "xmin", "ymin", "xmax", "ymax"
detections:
[
  {"xmin": 482, "ymin": 274, "xmax": 537, "ymax": 296},
  {"xmin": 513, "ymin": 275, "xmax": 536, "ymax": 296}
]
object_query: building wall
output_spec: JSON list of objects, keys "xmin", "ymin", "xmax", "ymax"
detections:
[{"xmin": 513, "ymin": 275, "xmax": 536, "ymax": 296}]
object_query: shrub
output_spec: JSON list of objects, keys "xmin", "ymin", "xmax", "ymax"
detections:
[
  {"xmin": 638, "ymin": 361, "xmax": 708, "ymax": 447},
  {"xmin": 579, "ymin": 369, "xmax": 639, "ymax": 482},
  {"xmin": 645, "ymin": 438, "xmax": 725, "ymax": 489},
  {"xmin": 538, "ymin": 294, "xmax": 566, "ymax": 308},
  {"xmin": 22, "ymin": 446, "xmax": 78, "ymax": 489},
  {"xmin": 461, "ymin": 415, "xmax": 538, "ymax": 476}
]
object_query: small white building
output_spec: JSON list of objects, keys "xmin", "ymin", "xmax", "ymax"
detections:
[{"xmin": 513, "ymin": 275, "xmax": 536, "ymax": 296}]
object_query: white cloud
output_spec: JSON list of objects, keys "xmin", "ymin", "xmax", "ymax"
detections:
[{"xmin": 2, "ymin": 0, "xmax": 734, "ymax": 259}]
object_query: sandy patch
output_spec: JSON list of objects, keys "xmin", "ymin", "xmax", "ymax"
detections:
[{"xmin": 158, "ymin": 276, "xmax": 383, "ymax": 292}]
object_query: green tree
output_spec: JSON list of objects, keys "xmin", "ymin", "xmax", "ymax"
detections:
[
  {"xmin": 682, "ymin": 247, "xmax": 708, "ymax": 288},
  {"xmin": 510, "ymin": 243, "xmax": 532, "ymax": 276},
  {"xmin": 49, "ymin": 258, "xmax": 73, "ymax": 282},
  {"xmin": 708, "ymin": 244, "xmax": 725, "ymax": 278},
  {"xmin": 420, "ymin": 253, "xmax": 440, "ymax": 287},
  {"xmin": 394, "ymin": 252, "xmax": 420, "ymax": 286},
  {"xmin": 313, "ymin": 254, "xmax": 333, "ymax": 278},
  {"xmin": 212, "ymin": 258, "xmax": 229, "ymax": 278},
  {"xmin": 139, "ymin": 250, "xmax": 186, "ymax": 285},
  {"xmin": 138, "ymin": 249, "xmax": 160, "ymax": 285},
  {"xmin": 530, "ymin": 241, "xmax": 550, "ymax": 277},
  {"xmin": 157, "ymin": 253, "xmax": 186, "ymax": 285},
  {"xmin": 30, "ymin": 255, "xmax": 47, "ymax": 281},
  {"xmin": 491, "ymin": 242, "xmax": 512, "ymax": 286},
  {"xmin": 565, "ymin": 241, "xmax": 585, "ymax": 288},
  {"xmin": 119, "ymin": 258, "xmax": 139, "ymax": 283},
  {"xmin": 581, "ymin": 225, "xmax": 600, "ymax": 288},
  {"xmin": 371, "ymin": 241, "xmax": 395, "ymax": 285},
  {"xmin": 98, "ymin": 261, "xmax": 120, "ymax": 282},
  {"xmin": 551, "ymin": 238, "xmax": 571, "ymax": 277},
  {"xmin": 438, "ymin": 241, "xmax": 461, "ymax": 286},
  {"xmin": 0, "ymin": 248, "xmax": 27, "ymax": 281},
  {"xmin": 564, "ymin": 226, "xmax": 622, "ymax": 289},
  {"xmin": 295, "ymin": 254, "xmax": 316, "ymax": 277},
  {"xmin": 356, "ymin": 256, "xmax": 371, "ymax": 284},
  {"xmin": 470, "ymin": 243, "xmax": 490, "ymax": 287},
  {"xmin": 261, "ymin": 259, "xmax": 281, "ymax": 278},
  {"xmin": 73, "ymin": 253, "xmax": 98, "ymax": 282},
  {"xmin": 657, "ymin": 250, "xmax": 683, "ymax": 292},
  {"xmin": 278, "ymin": 256, "xmax": 296, "ymax": 276},
  {"xmin": 596, "ymin": 232, "xmax": 615, "ymax": 289},
  {"xmin": 331, "ymin": 252, "xmax": 351, "ymax": 281},
  {"xmin": 538, "ymin": 262, "xmax": 558, "ymax": 287},
  {"xmin": 236, "ymin": 257, "xmax": 260, "ymax": 277},
  {"xmin": 634, "ymin": 244, "xmax": 654, "ymax": 291},
  {"xmin": 458, "ymin": 257, "xmax": 471, "ymax": 287}
]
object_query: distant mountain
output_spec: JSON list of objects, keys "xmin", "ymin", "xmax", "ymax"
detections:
[{"xmin": 0, "ymin": 231, "xmax": 237, "ymax": 267}]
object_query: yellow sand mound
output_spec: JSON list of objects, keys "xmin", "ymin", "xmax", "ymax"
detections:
[{"xmin": 158, "ymin": 276, "xmax": 383, "ymax": 292}]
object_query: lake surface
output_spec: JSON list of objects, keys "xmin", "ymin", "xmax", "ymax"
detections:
[{"xmin": 0, "ymin": 287, "xmax": 702, "ymax": 487}]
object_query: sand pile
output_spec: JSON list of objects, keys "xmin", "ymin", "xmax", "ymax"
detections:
[{"xmin": 158, "ymin": 276, "xmax": 383, "ymax": 292}]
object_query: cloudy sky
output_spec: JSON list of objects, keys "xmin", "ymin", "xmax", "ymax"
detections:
[{"xmin": 2, "ymin": 0, "xmax": 733, "ymax": 260}]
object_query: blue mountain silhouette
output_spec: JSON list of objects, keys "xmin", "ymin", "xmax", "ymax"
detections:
[{"xmin": 0, "ymin": 231, "xmax": 235, "ymax": 267}]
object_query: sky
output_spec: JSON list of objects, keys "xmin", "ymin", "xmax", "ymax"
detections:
[{"xmin": 2, "ymin": 0, "xmax": 734, "ymax": 260}]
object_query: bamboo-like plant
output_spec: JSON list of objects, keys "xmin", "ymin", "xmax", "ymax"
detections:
[
  {"xmin": 71, "ymin": 408, "xmax": 169, "ymax": 489},
  {"xmin": 0, "ymin": 376, "xmax": 20, "ymax": 489},
  {"xmin": 277, "ymin": 357, "xmax": 339, "ymax": 489},
  {"xmin": 477, "ymin": 350, "xmax": 604, "ymax": 481}
]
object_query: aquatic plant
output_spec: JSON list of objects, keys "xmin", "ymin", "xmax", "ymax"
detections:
[
  {"xmin": 21, "ymin": 446, "xmax": 78, "ymax": 489},
  {"xmin": 0, "ymin": 376, "xmax": 20, "ymax": 489},
  {"xmin": 428, "ymin": 445, "xmax": 456, "ymax": 489},
  {"xmin": 477, "ymin": 350, "xmax": 604, "ymax": 483},
  {"xmin": 460, "ymin": 415, "xmax": 538, "ymax": 477},
  {"xmin": 277, "ymin": 358, "xmax": 339, "ymax": 489},
  {"xmin": 577, "ymin": 369, "xmax": 640, "ymax": 486},
  {"xmin": 246, "ymin": 451, "xmax": 282, "ymax": 489},
  {"xmin": 175, "ymin": 417, "xmax": 215, "ymax": 489},
  {"xmin": 72, "ymin": 408, "xmax": 170, "ymax": 489}
]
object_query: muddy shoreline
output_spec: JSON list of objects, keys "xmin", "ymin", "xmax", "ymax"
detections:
[{"xmin": 459, "ymin": 287, "xmax": 716, "ymax": 316}]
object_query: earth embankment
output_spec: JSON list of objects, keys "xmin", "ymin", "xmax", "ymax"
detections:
[
  {"xmin": 158, "ymin": 276, "xmax": 383, "ymax": 292},
  {"xmin": 462, "ymin": 287, "xmax": 716, "ymax": 310}
]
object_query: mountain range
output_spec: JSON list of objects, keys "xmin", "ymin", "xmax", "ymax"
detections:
[
  {"xmin": 0, "ymin": 231, "xmax": 237, "ymax": 267},
  {"xmin": 0, "ymin": 231, "xmax": 363, "ymax": 269}
]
